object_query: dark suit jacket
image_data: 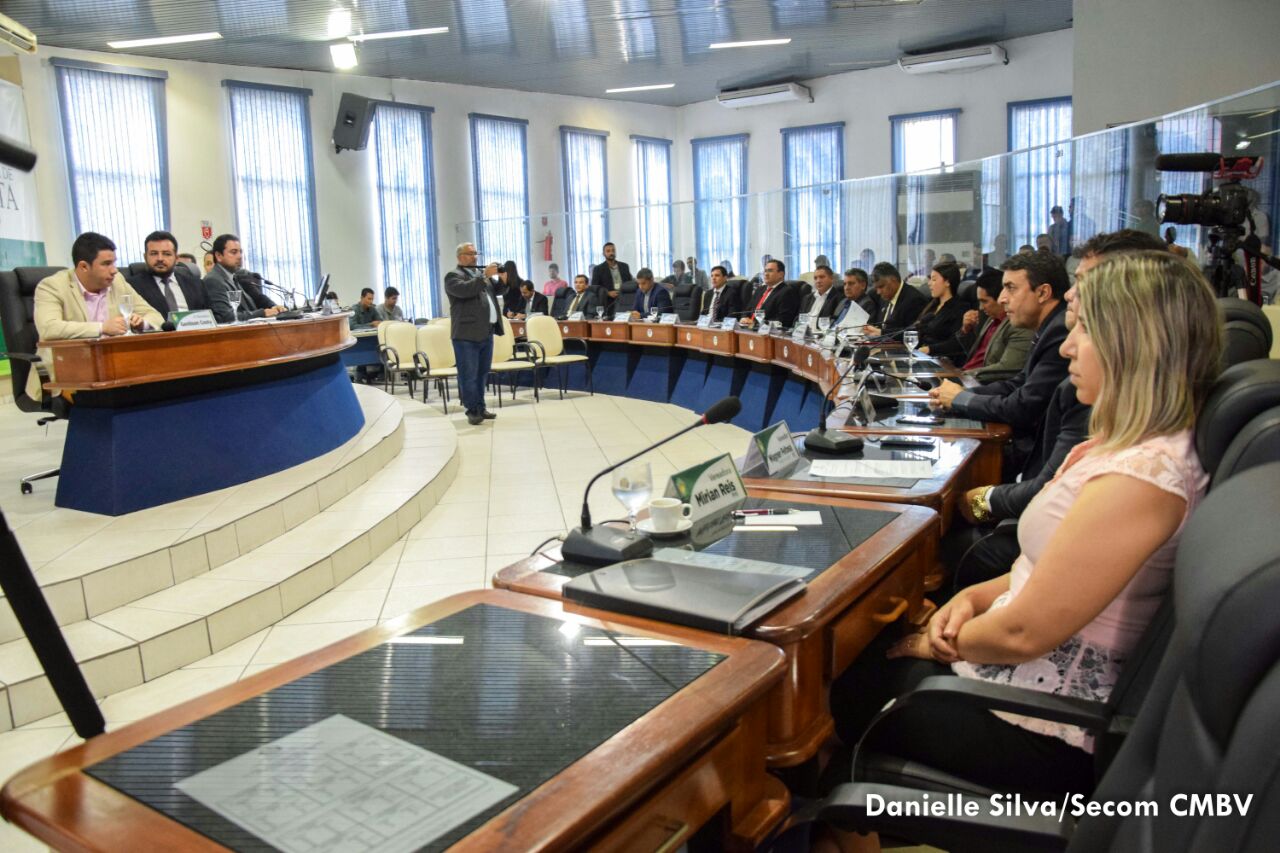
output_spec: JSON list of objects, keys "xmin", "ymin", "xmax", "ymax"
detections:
[
  {"xmin": 204, "ymin": 265, "xmax": 276, "ymax": 323},
  {"xmin": 518, "ymin": 291, "xmax": 549, "ymax": 316},
  {"xmin": 445, "ymin": 266, "xmax": 504, "ymax": 342},
  {"xmin": 628, "ymin": 285, "xmax": 673, "ymax": 316},
  {"xmin": 125, "ymin": 265, "xmax": 208, "ymax": 317},
  {"xmin": 589, "ymin": 260, "xmax": 632, "ymax": 296},
  {"xmin": 698, "ymin": 284, "xmax": 742, "ymax": 323},
  {"xmin": 953, "ymin": 302, "xmax": 1070, "ymax": 444},
  {"xmin": 800, "ymin": 287, "xmax": 841, "ymax": 320},
  {"xmin": 914, "ymin": 297, "xmax": 966, "ymax": 349},
  {"xmin": 988, "ymin": 378, "xmax": 1091, "ymax": 519},
  {"xmin": 747, "ymin": 281, "xmax": 802, "ymax": 328},
  {"xmin": 873, "ymin": 283, "xmax": 929, "ymax": 335},
  {"xmin": 558, "ymin": 287, "xmax": 599, "ymax": 318}
]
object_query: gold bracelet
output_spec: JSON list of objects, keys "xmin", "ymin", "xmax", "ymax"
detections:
[{"xmin": 969, "ymin": 486, "xmax": 994, "ymax": 522}]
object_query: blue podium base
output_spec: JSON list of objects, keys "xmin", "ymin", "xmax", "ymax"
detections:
[{"xmin": 57, "ymin": 359, "xmax": 365, "ymax": 516}]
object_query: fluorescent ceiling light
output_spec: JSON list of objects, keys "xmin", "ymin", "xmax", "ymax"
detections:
[
  {"xmin": 327, "ymin": 8, "xmax": 353, "ymax": 40},
  {"xmin": 605, "ymin": 83, "xmax": 675, "ymax": 93},
  {"xmin": 330, "ymin": 42, "xmax": 358, "ymax": 69},
  {"xmin": 709, "ymin": 38, "xmax": 792, "ymax": 49},
  {"xmin": 349, "ymin": 27, "xmax": 449, "ymax": 42},
  {"xmin": 107, "ymin": 32, "xmax": 221, "ymax": 49}
]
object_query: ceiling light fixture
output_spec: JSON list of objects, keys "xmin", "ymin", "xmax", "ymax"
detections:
[
  {"xmin": 327, "ymin": 8, "xmax": 353, "ymax": 40},
  {"xmin": 330, "ymin": 42, "xmax": 358, "ymax": 70},
  {"xmin": 107, "ymin": 32, "xmax": 222, "ymax": 49},
  {"xmin": 709, "ymin": 38, "xmax": 792, "ymax": 49},
  {"xmin": 605, "ymin": 83, "xmax": 675, "ymax": 93},
  {"xmin": 349, "ymin": 27, "xmax": 449, "ymax": 42}
]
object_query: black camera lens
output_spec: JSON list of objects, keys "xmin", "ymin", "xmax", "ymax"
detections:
[
  {"xmin": 1158, "ymin": 193, "xmax": 1197, "ymax": 225},
  {"xmin": 1157, "ymin": 186, "xmax": 1249, "ymax": 228}
]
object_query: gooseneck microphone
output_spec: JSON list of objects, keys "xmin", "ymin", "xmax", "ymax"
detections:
[
  {"xmin": 805, "ymin": 345, "xmax": 869, "ymax": 454},
  {"xmin": 869, "ymin": 362, "xmax": 934, "ymax": 392},
  {"xmin": 560, "ymin": 396, "xmax": 742, "ymax": 565}
]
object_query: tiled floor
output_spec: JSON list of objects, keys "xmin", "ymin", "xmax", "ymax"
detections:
[{"xmin": 0, "ymin": 388, "xmax": 752, "ymax": 850}]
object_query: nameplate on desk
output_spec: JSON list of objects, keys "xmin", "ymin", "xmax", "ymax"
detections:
[
  {"xmin": 720, "ymin": 318, "xmax": 737, "ymax": 330},
  {"xmin": 659, "ymin": 313, "xmax": 679, "ymax": 325},
  {"xmin": 613, "ymin": 312, "xmax": 630, "ymax": 322},
  {"xmin": 665, "ymin": 453, "xmax": 747, "ymax": 522},
  {"xmin": 568, "ymin": 311, "xmax": 585, "ymax": 321},
  {"xmin": 743, "ymin": 421, "xmax": 801, "ymax": 476},
  {"xmin": 168, "ymin": 309, "xmax": 216, "ymax": 330},
  {"xmin": 696, "ymin": 315, "xmax": 712, "ymax": 328},
  {"xmin": 793, "ymin": 314, "xmax": 810, "ymax": 338}
]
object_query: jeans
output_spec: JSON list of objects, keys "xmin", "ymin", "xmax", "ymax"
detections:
[{"xmin": 453, "ymin": 336, "xmax": 493, "ymax": 415}]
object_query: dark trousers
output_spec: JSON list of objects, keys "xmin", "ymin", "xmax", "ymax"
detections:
[
  {"xmin": 937, "ymin": 522, "xmax": 1022, "ymax": 603},
  {"xmin": 824, "ymin": 633, "xmax": 1094, "ymax": 798},
  {"xmin": 453, "ymin": 336, "xmax": 493, "ymax": 415}
]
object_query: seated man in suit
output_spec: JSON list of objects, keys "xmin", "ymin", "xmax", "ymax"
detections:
[
  {"xmin": 863, "ymin": 262, "xmax": 927, "ymax": 337},
  {"xmin": 559, "ymin": 274, "xmax": 599, "ymax": 319},
  {"xmin": 124, "ymin": 230, "xmax": 208, "ymax": 318},
  {"xmin": 698, "ymin": 265, "xmax": 742, "ymax": 322},
  {"xmin": 662, "ymin": 259, "xmax": 692, "ymax": 288},
  {"xmin": 29, "ymin": 232, "xmax": 164, "ymax": 401},
  {"xmin": 376, "ymin": 287, "xmax": 405, "ymax": 322},
  {"xmin": 921, "ymin": 269, "xmax": 1033, "ymax": 384},
  {"xmin": 627, "ymin": 268, "xmax": 673, "ymax": 319},
  {"xmin": 831, "ymin": 269, "xmax": 873, "ymax": 328},
  {"xmin": 800, "ymin": 264, "xmax": 841, "ymax": 324},
  {"xmin": 203, "ymin": 233, "xmax": 284, "ymax": 323},
  {"xmin": 743, "ymin": 258, "xmax": 802, "ymax": 329},
  {"xmin": 515, "ymin": 281, "xmax": 549, "ymax": 319}
]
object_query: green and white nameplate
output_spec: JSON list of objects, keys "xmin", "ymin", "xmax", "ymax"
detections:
[
  {"xmin": 696, "ymin": 314, "xmax": 712, "ymax": 328},
  {"xmin": 568, "ymin": 311, "xmax": 585, "ymax": 321},
  {"xmin": 743, "ymin": 421, "xmax": 801, "ymax": 476},
  {"xmin": 659, "ymin": 312, "xmax": 679, "ymax": 325},
  {"xmin": 169, "ymin": 309, "xmax": 216, "ymax": 330},
  {"xmin": 720, "ymin": 317, "xmax": 737, "ymax": 330},
  {"xmin": 664, "ymin": 453, "xmax": 747, "ymax": 522}
]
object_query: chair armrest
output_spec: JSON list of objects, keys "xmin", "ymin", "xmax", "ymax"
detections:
[
  {"xmin": 378, "ymin": 344, "xmax": 399, "ymax": 368},
  {"xmin": 2, "ymin": 351, "xmax": 50, "ymax": 382},
  {"xmin": 411, "ymin": 351, "xmax": 431, "ymax": 375},
  {"xmin": 885, "ymin": 675, "xmax": 1110, "ymax": 729},
  {"xmin": 812, "ymin": 783, "xmax": 1071, "ymax": 853},
  {"xmin": 515, "ymin": 341, "xmax": 544, "ymax": 363},
  {"xmin": 562, "ymin": 337, "xmax": 590, "ymax": 354}
]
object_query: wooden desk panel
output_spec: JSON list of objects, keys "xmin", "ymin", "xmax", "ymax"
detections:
[
  {"xmin": 735, "ymin": 331, "xmax": 774, "ymax": 363},
  {"xmin": 588, "ymin": 320, "xmax": 630, "ymax": 342},
  {"xmin": 629, "ymin": 323, "xmax": 677, "ymax": 346},
  {"xmin": 1, "ymin": 590, "xmax": 789, "ymax": 853}
]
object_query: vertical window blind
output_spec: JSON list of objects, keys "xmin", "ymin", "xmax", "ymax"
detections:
[
  {"xmin": 371, "ymin": 103, "xmax": 440, "ymax": 319},
  {"xmin": 618, "ymin": 0, "xmax": 657, "ymax": 60},
  {"xmin": 470, "ymin": 114, "xmax": 530, "ymax": 274},
  {"xmin": 53, "ymin": 60, "xmax": 168, "ymax": 264},
  {"xmin": 1072, "ymin": 131, "xmax": 1129, "ymax": 245},
  {"xmin": 632, "ymin": 136, "xmax": 672, "ymax": 275},
  {"xmin": 783, "ymin": 122, "xmax": 843, "ymax": 272},
  {"xmin": 561, "ymin": 127, "xmax": 609, "ymax": 280},
  {"xmin": 224, "ymin": 81, "xmax": 320, "ymax": 299},
  {"xmin": 1008, "ymin": 98, "xmax": 1073, "ymax": 250},
  {"xmin": 692, "ymin": 134, "xmax": 748, "ymax": 277}
]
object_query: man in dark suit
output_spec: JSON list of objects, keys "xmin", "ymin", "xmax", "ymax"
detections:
[
  {"xmin": 515, "ymin": 281, "xmax": 549, "ymax": 318},
  {"xmin": 125, "ymin": 230, "xmax": 209, "ymax": 318},
  {"xmin": 627, "ymin": 268, "xmax": 673, "ymax": 319},
  {"xmin": 203, "ymin": 233, "xmax": 283, "ymax": 323},
  {"xmin": 446, "ymin": 242, "xmax": 504, "ymax": 426},
  {"xmin": 698, "ymin": 265, "xmax": 742, "ymax": 322},
  {"xmin": 559, "ymin": 275, "xmax": 599, "ymax": 319},
  {"xmin": 588, "ymin": 241, "xmax": 632, "ymax": 311},
  {"xmin": 800, "ymin": 264, "xmax": 841, "ymax": 324},
  {"xmin": 744, "ymin": 258, "xmax": 802, "ymax": 328},
  {"xmin": 864, "ymin": 262, "xmax": 927, "ymax": 336}
]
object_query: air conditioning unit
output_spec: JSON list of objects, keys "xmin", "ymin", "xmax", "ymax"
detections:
[
  {"xmin": 717, "ymin": 82, "xmax": 812, "ymax": 109},
  {"xmin": 898, "ymin": 44, "xmax": 1007, "ymax": 75},
  {"xmin": 0, "ymin": 13, "xmax": 37, "ymax": 55}
]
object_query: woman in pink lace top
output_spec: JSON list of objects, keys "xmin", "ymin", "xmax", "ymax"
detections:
[{"xmin": 826, "ymin": 251, "xmax": 1222, "ymax": 800}]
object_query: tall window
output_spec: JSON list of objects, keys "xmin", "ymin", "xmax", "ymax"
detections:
[
  {"xmin": 783, "ymin": 122, "xmax": 843, "ymax": 272},
  {"xmin": 632, "ymin": 136, "xmax": 672, "ymax": 274},
  {"xmin": 225, "ymin": 81, "xmax": 320, "ymax": 297},
  {"xmin": 371, "ymin": 103, "xmax": 440, "ymax": 319},
  {"xmin": 561, "ymin": 127, "xmax": 609, "ymax": 280},
  {"xmin": 53, "ymin": 60, "xmax": 168, "ymax": 264},
  {"xmin": 891, "ymin": 110, "xmax": 958, "ymax": 173},
  {"xmin": 1008, "ymin": 98, "xmax": 1073, "ymax": 249},
  {"xmin": 469, "ymin": 114, "xmax": 530, "ymax": 274},
  {"xmin": 692, "ymin": 134, "xmax": 748, "ymax": 277}
]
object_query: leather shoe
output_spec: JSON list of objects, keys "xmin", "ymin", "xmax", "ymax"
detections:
[
  {"xmin": 466, "ymin": 413, "xmax": 484, "ymax": 426},
  {"xmin": 481, "ymin": 410, "xmax": 497, "ymax": 420}
]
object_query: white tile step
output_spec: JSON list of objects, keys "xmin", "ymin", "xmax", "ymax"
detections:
[{"xmin": 0, "ymin": 405, "xmax": 459, "ymax": 729}]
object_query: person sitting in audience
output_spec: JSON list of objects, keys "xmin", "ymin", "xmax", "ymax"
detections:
[
  {"xmin": 929, "ymin": 252, "xmax": 1071, "ymax": 469},
  {"xmin": 376, "ymin": 287, "xmax": 405, "ymax": 322},
  {"xmin": 560, "ymin": 274, "xmax": 599, "ymax": 318},
  {"xmin": 719, "ymin": 259, "xmax": 735, "ymax": 277},
  {"xmin": 912, "ymin": 261, "xmax": 966, "ymax": 349},
  {"xmin": 499, "ymin": 260, "xmax": 529, "ymax": 317},
  {"xmin": 687, "ymin": 256, "xmax": 709, "ymax": 290},
  {"xmin": 749, "ymin": 253, "xmax": 773, "ymax": 288},
  {"xmin": 515, "ymin": 281, "xmax": 549, "ymax": 318},
  {"xmin": 541, "ymin": 263, "xmax": 567, "ymax": 296},
  {"xmin": 350, "ymin": 287, "xmax": 381, "ymax": 329},
  {"xmin": 801, "ymin": 264, "xmax": 841, "ymax": 323},
  {"xmin": 29, "ymin": 233, "xmax": 163, "ymax": 401},
  {"xmin": 125, "ymin": 230, "xmax": 209, "ymax": 317},
  {"xmin": 628, "ymin": 268, "xmax": 672, "ymax": 319},
  {"xmin": 662, "ymin": 259, "xmax": 692, "ymax": 288},
  {"xmin": 203, "ymin": 233, "xmax": 283, "ymax": 323},
  {"xmin": 744, "ymin": 258, "xmax": 801, "ymax": 329},
  {"xmin": 1017, "ymin": 243, "xmax": 1036, "ymax": 256},
  {"xmin": 822, "ymin": 251, "xmax": 1221, "ymax": 816},
  {"xmin": 1035, "ymin": 232, "xmax": 1053, "ymax": 254},
  {"xmin": 863, "ymin": 262, "xmax": 927, "ymax": 337},
  {"xmin": 202, "ymin": 250, "xmax": 215, "ymax": 275},
  {"xmin": 177, "ymin": 252, "xmax": 196, "ymax": 265},
  {"xmin": 589, "ymin": 242, "xmax": 631, "ymax": 310},
  {"xmin": 800, "ymin": 253, "xmax": 831, "ymax": 285},
  {"xmin": 922, "ymin": 268, "xmax": 1032, "ymax": 384},
  {"xmin": 911, "ymin": 248, "xmax": 937, "ymax": 279},
  {"xmin": 698, "ymin": 265, "xmax": 742, "ymax": 322}
]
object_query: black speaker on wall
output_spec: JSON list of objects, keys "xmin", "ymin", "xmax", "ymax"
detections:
[{"xmin": 333, "ymin": 93, "xmax": 376, "ymax": 153}]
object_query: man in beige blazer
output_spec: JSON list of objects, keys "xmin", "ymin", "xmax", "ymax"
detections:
[{"xmin": 28, "ymin": 232, "xmax": 163, "ymax": 401}]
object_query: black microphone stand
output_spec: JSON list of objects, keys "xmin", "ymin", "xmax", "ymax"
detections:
[{"xmin": 804, "ymin": 342, "xmax": 867, "ymax": 453}]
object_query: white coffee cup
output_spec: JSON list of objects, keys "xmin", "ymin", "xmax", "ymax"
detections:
[{"xmin": 648, "ymin": 497, "xmax": 691, "ymax": 532}]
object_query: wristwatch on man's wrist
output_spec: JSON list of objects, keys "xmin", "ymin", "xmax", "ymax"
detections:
[{"xmin": 969, "ymin": 486, "xmax": 995, "ymax": 522}]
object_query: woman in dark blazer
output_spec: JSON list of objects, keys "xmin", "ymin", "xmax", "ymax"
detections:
[
  {"xmin": 499, "ymin": 260, "xmax": 531, "ymax": 318},
  {"xmin": 913, "ymin": 261, "xmax": 966, "ymax": 349}
]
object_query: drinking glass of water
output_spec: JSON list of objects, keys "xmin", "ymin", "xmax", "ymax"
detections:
[
  {"xmin": 611, "ymin": 462, "xmax": 653, "ymax": 533},
  {"xmin": 903, "ymin": 330, "xmax": 919, "ymax": 366},
  {"xmin": 816, "ymin": 316, "xmax": 830, "ymax": 334},
  {"xmin": 117, "ymin": 294, "xmax": 134, "ymax": 335},
  {"xmin": 227, "ymin": 290, "xmax": 242, "ymax": 324},
  {"xmin": 753, "ymin": 310, "xmax": 766, "ymax": 328},
  {"xmin": 595, "ymin": 307, "xmax": 604, "ymax": 320}
]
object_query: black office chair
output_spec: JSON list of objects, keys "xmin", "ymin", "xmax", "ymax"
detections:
[
  {"xmin": 548, "ymin": 284, "xmax": 571, "ymax": 318},
  {"xmin": 811, "ymin": 462, "xmax": 1280, "ymax": 853},
  {"xmin": 614, "ymin": 279, "xmax": 639, "ymax": 314},
  {"xmin": 0, "ymin": 267, "xmax": 71, "ymax": 494},
  {"xmin": 1218, "ymin": 297, "xmax": 1272, "ymax": 367},
  {"xmin": 126, "ymin": 261, "xmax": 148, "ymax": 278},
  {"xmin": 1195, "ymin": 359, "xmax": 1280, "ymax": 488},
  {"xmin": 671, "ymin": 282, "xmax": 699, "ymax": 322}
]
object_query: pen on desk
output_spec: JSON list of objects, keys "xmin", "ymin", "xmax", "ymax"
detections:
[{"xmin": 732, "ymin": 508, "xmax": 796, "ymax": 517}]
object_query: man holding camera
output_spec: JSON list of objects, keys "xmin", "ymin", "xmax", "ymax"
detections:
[{"xmin": 445, "ymin": 243, "xmax": 503, "ymax": 426}]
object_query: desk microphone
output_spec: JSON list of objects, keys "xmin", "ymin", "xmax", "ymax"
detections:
[
  {"xmin": 804, "ymin": 345, "xmax": 868, "ymax": 454},
  {"xmin": 560, "ymin": 396, "xmax": 742, "ymax": 565},
  {"xmin": 868, "ymin": 361, "xmax": 934, "ymax": 392}
]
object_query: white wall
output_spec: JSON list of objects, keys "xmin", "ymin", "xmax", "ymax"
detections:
[
  {"xmin": 17, "ymin": 44, "xmax": 677, "ymax": 298},
  {"xmin": 1072, "ymin": 0, "xmax": 1280, "ymax": 134}
]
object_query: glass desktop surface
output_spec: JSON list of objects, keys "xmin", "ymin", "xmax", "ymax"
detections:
[
  {"xmin": 85, "ymin": 604, "xmax": 722, "ymax": 852},
  {"xmin": 864, "ymin": 400, "xmax": 985, "ymax": 431},
  {"xmin": 546, "ymin": 498, "xmax": 896, "ymax": 581}
]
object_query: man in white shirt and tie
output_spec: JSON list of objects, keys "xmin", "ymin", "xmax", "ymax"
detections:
[{"xmin": 124, "ymin": 230, "xmax": 210, "ymax": 318}]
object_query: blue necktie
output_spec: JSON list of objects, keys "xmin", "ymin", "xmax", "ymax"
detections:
[{"xmin": 835, "ymin": 301, "xmax": 850, "ymax": 325}]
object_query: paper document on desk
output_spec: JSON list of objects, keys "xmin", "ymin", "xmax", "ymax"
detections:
[
  {"xmin": 742, "ymin": 511, "xmax": 823, "ymax": 526},
  {"xmin": 808, "ymin": 459, "xmax": 934, "ymax": 479}
]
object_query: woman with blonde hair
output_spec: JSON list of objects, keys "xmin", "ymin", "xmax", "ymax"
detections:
[{"xmin": 824, "ymin": 250, "xmax": 1222, "ymax": 806}]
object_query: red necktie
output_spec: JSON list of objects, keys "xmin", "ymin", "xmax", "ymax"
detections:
[{"xmin": 755, "ymin": 286, "xmax": 772, "ymax": 311}]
